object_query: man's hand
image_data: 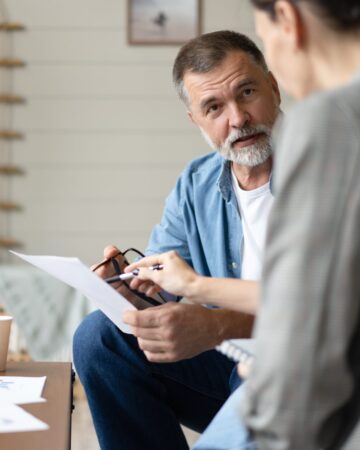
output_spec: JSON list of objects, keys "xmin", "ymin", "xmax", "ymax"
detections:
[
  {"xmin": 123, "ymin": 302, "xmax": 225, "ymax": 363},
  {"xmin": 91, "ymin": 245, "xmax": 125, "ymax": 279},
  {"xmin": 91, "ymin": 244, "xmax": 154, "ymax": 295}
]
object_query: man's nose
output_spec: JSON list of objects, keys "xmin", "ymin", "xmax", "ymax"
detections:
[{"xmin": 228, "ymin": 104, "xmax": 250, "ymax": 129}]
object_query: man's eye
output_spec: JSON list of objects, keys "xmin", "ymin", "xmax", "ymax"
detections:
[
  {"xmin": 207, "ymin": 104, "xmax": 219, "ymax": 114},
  {"xmin": 243, "ymin": 88, "xmax": 255, "ymax": 97}
]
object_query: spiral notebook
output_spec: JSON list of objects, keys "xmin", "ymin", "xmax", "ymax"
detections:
[{"xmin": 216, "ymin": 338, "xmax": 255, "ymax": 364}]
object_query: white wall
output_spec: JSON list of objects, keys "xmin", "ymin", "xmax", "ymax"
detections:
[{"xmin": 3, "ymin": 0, "xmax": 291, "ymax": 264}]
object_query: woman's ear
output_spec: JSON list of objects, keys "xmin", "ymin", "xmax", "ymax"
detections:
[{"xmin": 274, "ymin": 0, "xmax": 307, "ymax": 50}]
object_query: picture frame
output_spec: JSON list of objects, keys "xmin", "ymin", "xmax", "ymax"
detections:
[{"xmin": 127, "ymin": 0, "xmax": 201, "ymax": 45}]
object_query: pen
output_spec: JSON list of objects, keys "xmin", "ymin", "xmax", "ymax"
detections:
[{"xmin": 105, "ymin": 264, "xmax": 164, "ymax": 284}]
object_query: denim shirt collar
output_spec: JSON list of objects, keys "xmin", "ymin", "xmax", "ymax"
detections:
[
  {"xmin": 217, "ymin": 159, "xmax": 233, "ymax": 202},
  {"xmin": 216, "ymin": 157, "xmax": 274, "ymax": 201}
]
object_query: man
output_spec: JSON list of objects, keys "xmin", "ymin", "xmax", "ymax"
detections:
[{"xmin": 73, "ymin": 30, "xmax": 281, "ymax": 450}]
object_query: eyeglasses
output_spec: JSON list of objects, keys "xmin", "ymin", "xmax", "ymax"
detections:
[{"xmin": 92, "ymin": 247, "xmax": 167, "ymax": 309}]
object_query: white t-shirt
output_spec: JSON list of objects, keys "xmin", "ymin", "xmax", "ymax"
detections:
[{"xmin": 231, "ymin": 170, "xmax": 274, "ymax": 281}]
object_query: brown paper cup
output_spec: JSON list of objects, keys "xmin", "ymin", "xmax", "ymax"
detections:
[{"xmin": 0, "ymin": 316, "xmax": 12, "ymax": 371}]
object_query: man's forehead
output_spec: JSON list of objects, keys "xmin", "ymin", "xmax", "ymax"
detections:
[
  {"xmin": 184, "ymin": 50, "xmax": 263, "ymax": 85},
  {"xmin": 183, "ymin": 51, "xmax": 263, "ymax": 99}
]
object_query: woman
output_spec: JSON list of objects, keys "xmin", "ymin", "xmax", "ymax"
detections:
[{"xmin": 128, "ymin": 1, "xmax": 360, "ymax": 449}]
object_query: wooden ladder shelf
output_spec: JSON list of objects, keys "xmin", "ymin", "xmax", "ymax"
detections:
[
  {"xmin": 0, "ymin": 130, "xmax": 24, "ymax": 139},
  {"xmin": 0, "ymin": 22, "xmax": 25, "ymax": 32},
  {"xmin": 0, "ymin": 94, "xmax": 25, "ymax": 104},
  {"xmin": 0, "ymin": 165, "xmax": 25, "ymax": 175}
]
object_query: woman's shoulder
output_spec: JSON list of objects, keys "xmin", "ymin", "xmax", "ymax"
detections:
[
  {"xmin": 286, "ymin": 76, "xmax": 360, "ymax": 132},
  {"xmin": 274, "ymin": 77, "xmax": 360, "ymax": 174}
]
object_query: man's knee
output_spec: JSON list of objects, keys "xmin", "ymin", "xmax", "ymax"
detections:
[
  {"xmin": 73, "ymin": 310, "xmax": 114, "ymax": 375},
  {"xmin": 73, "ymin": 310, "xmax": 143, "ymax": 380}
]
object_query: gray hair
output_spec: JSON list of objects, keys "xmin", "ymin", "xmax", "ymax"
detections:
[{"xmin": 172, "ymin": 30, "xmax": 269, "ymax": 106}]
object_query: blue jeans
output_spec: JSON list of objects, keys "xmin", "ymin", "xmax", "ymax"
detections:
[
  {"xmin": 192, "ymin": 384, "xmax": 258, "ymax": 450},
  {"xmin": 73, "ymin": 310, "xmax": 238, "ymax": 450}
]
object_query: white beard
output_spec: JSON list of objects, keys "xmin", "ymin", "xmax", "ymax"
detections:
[{"xmin": 201, "ymin": 125, "xmax": 272, "ymax": 167}]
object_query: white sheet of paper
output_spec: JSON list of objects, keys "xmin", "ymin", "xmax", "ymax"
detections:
[
  {"xmin": 0, "ymin": 403, "xmax": 49, "ymax": 433},
  {"xmin": 0, "ymin": 376, "xmax": 46, "ymax": 405},
  {"xmin": 10, "ymin": 251, "xmax": 136, "ymax": 333}
]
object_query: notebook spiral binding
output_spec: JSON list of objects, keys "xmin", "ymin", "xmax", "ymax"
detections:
[{"xmin": 216, "ymin": 340, "xmax": 255, "ymax": 366}]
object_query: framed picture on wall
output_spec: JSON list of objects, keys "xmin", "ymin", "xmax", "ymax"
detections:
[{"xmin": 127, "ymin": 0, "xmax": 201, "ymax": 45}]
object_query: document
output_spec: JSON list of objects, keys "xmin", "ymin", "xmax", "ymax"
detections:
[
  {"xmin": 0, "ymin": 403, "xmax": 49, "ymax": 433},
  {"xmin": 0, "ymin": 376, "xmax": 46, "ymax": 405},
  {"xmin": 11, "ymin": 251, "xmax": 136, "ymax": 334}
]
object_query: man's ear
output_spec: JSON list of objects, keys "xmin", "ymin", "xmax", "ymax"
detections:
[
  {"xmin": 268, "ymin": 71, "xmax": 281, "ymax": 107},
  {"xmin": 187, "ymin": 110, "xmax": 196, "ymax": 125},
  {"xmin": 275, "ymin": 0, "xmax": 306, "ymax": 49}
]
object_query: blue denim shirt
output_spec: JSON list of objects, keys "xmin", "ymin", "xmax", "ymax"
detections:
[{"xmin": 145, "ymin": 152, "xmax": 243, "ymax": 279}]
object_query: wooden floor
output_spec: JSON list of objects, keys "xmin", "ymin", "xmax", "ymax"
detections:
[{"xmin": 71, "ymin": 398, "xmax": 99, "ymax": 450}]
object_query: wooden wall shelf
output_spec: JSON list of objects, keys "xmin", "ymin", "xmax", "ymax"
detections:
[
  {"xmin": 0, "ymin": 22, "xmax": 26, "ymax": 32},
  {"xmin": 0, "ymin": 17, "xmax": 27, "ymax": 260},
  {"xmin": 0, "ymin": 201, "xmax": 22, "ymax": 211},
  {"xmin": 0, "ymin": 94, "xmax": 25, "ymax": 104},
  {"xmin": 0, "ymin": 165, "xmax": 25, "ymax": 175},
  {"xmin": 0, "ymin": 130, "xmax": 24, "ymax": 139},
  {"xmin": 0, "ymin": 237, "xmax": 22, "ymax": 248},
  {"xmin": 0, "ymin": 58, "xmax": 26, "ymax": 68}
]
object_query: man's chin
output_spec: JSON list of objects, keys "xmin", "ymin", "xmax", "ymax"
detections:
[{"xmin": 219, "ymin": 145, "xmax": 272, "ymax": 167}]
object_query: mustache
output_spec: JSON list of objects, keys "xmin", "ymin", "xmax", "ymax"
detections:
[{"xmin": 225, "ymin": 125, "xmax": 271, "ymax": 147}]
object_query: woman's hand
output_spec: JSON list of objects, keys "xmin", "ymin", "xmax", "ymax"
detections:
[
  {"xmin": 125, "ymin": 251, "xmax": 199, "ymax": 298},
  {"xmin": 237, "ymin": 360, "xmax": 252, "ymax": 379}
]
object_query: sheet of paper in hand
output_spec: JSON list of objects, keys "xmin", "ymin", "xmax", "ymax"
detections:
[{"xmin": 10, "ymin": 251, "xmax": 136, "ymax": 334}]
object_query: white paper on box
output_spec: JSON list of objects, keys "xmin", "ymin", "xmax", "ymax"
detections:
[
  {"xmin": 0, "ymin": 376, "xmax": 46, "ymax": 405},
  {"xmin": 0, "ymin": 403, "xmax": 49, "ymax": 433}
]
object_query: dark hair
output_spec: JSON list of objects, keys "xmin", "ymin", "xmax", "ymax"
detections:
[
  {"xmin": 251, "ymin": 0, "xmax": 360, "ymax": 31},
  {"xmin": 172, "ymin": 30, "xmax": 268, "ymax": 104}
]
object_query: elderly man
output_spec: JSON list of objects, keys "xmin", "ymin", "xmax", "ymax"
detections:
[{"xmin": 73, "ymin": 30, "xmax": 281, "ymax": 450}]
